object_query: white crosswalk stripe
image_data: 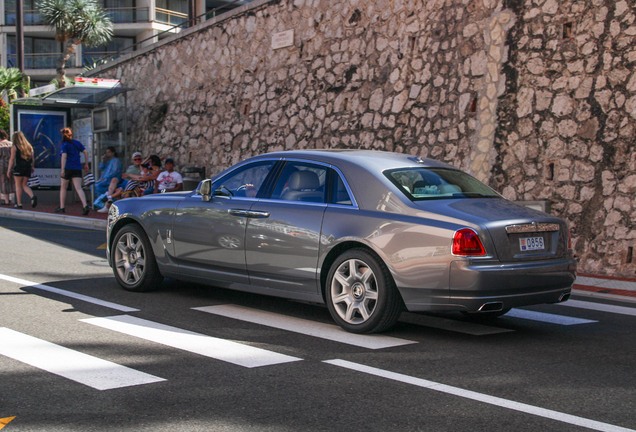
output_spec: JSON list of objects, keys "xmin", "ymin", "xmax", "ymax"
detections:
[
  {"xmin": 81, "ymin": 315, "xmax": 303, "ymax": 368},
  {"xmin": 506, "ymin": 309, "xmax": 597, "ymax": 325},
  {"xmin": 0, "ymin": 328, "xmax": 165, "ymax": 390},
  {"xmin": 194, "ymin": 304, "xmax": 417, "ymax": 349},
  {"xmin": 555, "ymin": 299, "xmax": 636, "ymax": 317}
]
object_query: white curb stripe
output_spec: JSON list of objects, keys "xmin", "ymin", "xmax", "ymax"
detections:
[
  {"xmin": 0, "ymin": 328, "xmax": 165, "ymax": 390},
  {"xmin": 81, "ymin": 315, "xmax": 302, "ymax": 368},
  {"xmin": 324, "ymin": 359, "xmax": 635, "ymax": 432},
  {"xmin": 0, "ymin": 273, "xmax": 139, "ymax": 312},
  {"xmin": 194, "ymin": 304, "xmax": 416, "ymax": 349}
]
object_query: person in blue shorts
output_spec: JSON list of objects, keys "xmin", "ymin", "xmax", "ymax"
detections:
[{"xmin": 56, "ymin": 127, "xmax": 89, "ymax": 215}]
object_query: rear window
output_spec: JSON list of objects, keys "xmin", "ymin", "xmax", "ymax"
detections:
[{"xmin": 384, "ymin": 167, "xmax": 500, "ymax": 201}]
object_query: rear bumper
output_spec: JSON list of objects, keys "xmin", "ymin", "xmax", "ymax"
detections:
[{"xmin": 403, "ymin": 257, "xmax": 577, "ymax": 312}]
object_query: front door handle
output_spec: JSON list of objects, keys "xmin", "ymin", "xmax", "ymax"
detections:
[
  {"xmin": 228, "ymin": 209, "xmax": 250, "ymax": 217},
  {"xmin": 247, "ymin": 210, "xmax": 270, "ymax": 218}
]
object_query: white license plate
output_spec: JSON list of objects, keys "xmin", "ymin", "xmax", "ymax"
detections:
[{"xmin": 520, "ymin": 236, "xmax": 545, "ymax": 251}]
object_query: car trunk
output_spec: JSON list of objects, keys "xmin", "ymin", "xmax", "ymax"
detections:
[{"xmin": 413, "ymin": 198, "xmax": 568, "ymax": 262}]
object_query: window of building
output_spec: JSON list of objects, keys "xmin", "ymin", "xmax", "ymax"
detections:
[
  {"xmin": 156, "ymin": 0, "xmax": 188, "ymax": 25},
  {"xmin": 7, "ymin": 36, "xmax": 68, "ymax": 69},
  {"xmin": 83, "ymin": 37, "xmax": 135, "ymax": 65}
]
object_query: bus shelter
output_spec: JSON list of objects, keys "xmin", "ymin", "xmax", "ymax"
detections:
[{"xmin": 11, "ymin": 81, "xmax": 133, "ymax": 204}]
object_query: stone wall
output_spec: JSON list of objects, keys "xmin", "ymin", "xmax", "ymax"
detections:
[{"xmin": 91, "ymin": 0, "xmax": 636, "ymax": 276}]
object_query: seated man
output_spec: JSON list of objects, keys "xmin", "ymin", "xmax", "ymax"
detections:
[
  {"xmin": 155, "ymin": 158, "xmax": 183, "ymax": 193},
  {"xmin": 105, "ymin": 152, "xmax": 143, "ymax": 198},
  {"xmin": 95, "ymin": 146, "xmax": 122, "ymax": 195}
]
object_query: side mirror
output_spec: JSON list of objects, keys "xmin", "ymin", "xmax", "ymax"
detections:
[{"xmin": 199, "ymin": 179, "xmax": 212, "ymax": 202}]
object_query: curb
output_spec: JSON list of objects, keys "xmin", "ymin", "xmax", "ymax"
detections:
[{"xmin": 0, "ymin": 207, "xmax": 107, "ymax": 231}]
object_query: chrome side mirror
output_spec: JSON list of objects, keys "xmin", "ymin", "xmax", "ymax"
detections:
[{"xmin": 199, "ymin": 179, "xmax": 212, "ymax": 202}]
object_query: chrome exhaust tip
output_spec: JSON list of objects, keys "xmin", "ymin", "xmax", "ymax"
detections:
[
  {"xmin": 478, "ymin": 302, "xmax": 504, "ymax": 312},
  {"xmin": 558, "ymin": 293, "xmax": 570, "ymax": 302}
]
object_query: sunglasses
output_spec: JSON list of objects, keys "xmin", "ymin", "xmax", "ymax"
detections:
[{"xmin": 133, "ymin": 158, "xmax": 142, "ymax": 161}]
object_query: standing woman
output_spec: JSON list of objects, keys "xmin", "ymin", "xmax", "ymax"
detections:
[
  {"xmin": 7, "ymin": 131, "xmax": 37, "ymax": 209},
  {"xmin": 56, "ymin": 127, "xmax": 89, "ymax": 215},
  {"xmin": 0, "ymin": 130, "xmax": 15, "ymax": 205}
]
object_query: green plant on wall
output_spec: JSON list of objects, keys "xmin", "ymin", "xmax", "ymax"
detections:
[{"xmin": 0, "ymin": 99, "xmax": 10, "ymax": 132}]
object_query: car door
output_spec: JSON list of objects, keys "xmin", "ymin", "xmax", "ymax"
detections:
[
  {"xmin": 171, "ymin": 160, "xmax": 277, "ymax": 284},
  {"xmin": 245, "ymin": 160, "xmax": 329, "ymax": 294}
]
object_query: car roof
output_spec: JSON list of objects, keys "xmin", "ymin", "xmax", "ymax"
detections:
[{"xmin": 249, "ymin": 149, "xmax": 459, "ymax": 172}]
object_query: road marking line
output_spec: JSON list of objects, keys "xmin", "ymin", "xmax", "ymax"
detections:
[
  {"xmin": 81, "ymin": 315, "xmax": 302, "ymax": 368},
  {"xmin": 399, "ymin": 313, "xmax": 514, "ymax": 335},
  {"xmin": 507, "ymin": 309, "xmax": 597, "ymax": 325},
  {"xmin": 194, "ymin": 304, "xmax": 416, "ymax": 349},
  {"xmin": 555, "ymin": 300, "xmax": 636, "ymax": 317},
  {"xmin": 0, "ymin": 273, "xmax": 138, "ymax": 313},
  {"xmin": 0, "ymin": 328, "xmax": 165, "ymax": 391},
  {"xmin": 324, "ymin": 359, "xmax": 635, "ymax": 432}
]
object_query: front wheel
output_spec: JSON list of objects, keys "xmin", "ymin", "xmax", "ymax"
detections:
[
  {"xmin": 112, "ymin": 224, "xmax": 163, "ymax": 292},
  {"xmin": 325, "ymin": 249, "xmax": 402, "ymax": 334}
]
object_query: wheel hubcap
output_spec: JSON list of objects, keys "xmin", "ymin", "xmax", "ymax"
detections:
[
  {"xmin": 330, "ymin": 258, "xmax": 378, "ymax": 325},
  {"xmin": 114, "ymin": 232, "xmax": 146, "ymax": 285}
]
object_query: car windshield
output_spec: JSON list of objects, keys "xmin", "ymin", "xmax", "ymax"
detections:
[{"xmin": 384, "ymin": 167, "xmax": 500, "ymax": 201}]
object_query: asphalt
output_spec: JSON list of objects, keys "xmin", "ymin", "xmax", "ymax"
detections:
[{"xmin": 1, "ymin": 189, "xmax": 635, "ymax": 303}]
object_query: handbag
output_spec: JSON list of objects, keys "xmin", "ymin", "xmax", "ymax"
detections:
[
  {"xmin": 27, "ymin": 174, "xmax": 40, "ymax": 188},
  {"xmin": 83, "ymin": 173, "xmax": 95, "ymax": 187}
]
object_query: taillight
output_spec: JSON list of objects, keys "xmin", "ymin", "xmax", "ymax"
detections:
[{"xmin": 452, "ymin": 228, "xmax": 486, "ymax": 256}]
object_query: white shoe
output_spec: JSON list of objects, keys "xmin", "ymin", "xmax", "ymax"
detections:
[{"xmin": 97, "ymin": 206, "xmax": 110, "ymax": 213}]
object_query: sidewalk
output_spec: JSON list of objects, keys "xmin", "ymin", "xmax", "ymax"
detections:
[
  {"xmin": 0, "ymin": 188, "xmax": 107, "ymax": 231},
  {"xmin": 0, "ymin": 192, "xmax": 634, "ymax": 303}
]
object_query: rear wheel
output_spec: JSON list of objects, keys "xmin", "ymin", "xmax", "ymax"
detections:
[
  {"xmin": 112, "ymin": 224, "xmax": 163, "ymax": 292},
  {"xmin": 326, "ymin": 249, "xmax": 402, "ymax": 334}
]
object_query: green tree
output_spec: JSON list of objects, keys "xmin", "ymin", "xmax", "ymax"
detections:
[
  {"xmin": 0, "ymin": 67, "xmax": 29, "ymax": 99},
  {"xmin": 37, "ymin": 0, "xmax": 113, "ymax": 88}
]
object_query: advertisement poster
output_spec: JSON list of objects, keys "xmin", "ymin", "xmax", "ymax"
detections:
[{"xmin": 17, "ymin": 110, "xmax": 67, "ymax": 187}]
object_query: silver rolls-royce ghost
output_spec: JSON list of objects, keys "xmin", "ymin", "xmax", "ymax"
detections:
[{"xmin": 106, "ymin": 150, "xmax": 577, "ymax": 333}]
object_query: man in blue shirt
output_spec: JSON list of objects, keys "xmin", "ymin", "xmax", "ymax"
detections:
[{"xmin": 95, "ymin": 146, "xmax": 122, "ymax": 195}]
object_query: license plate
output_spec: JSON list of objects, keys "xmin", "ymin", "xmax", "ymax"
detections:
[{"xmin": 520, "ymin": 236, "xmax": 545, "ymax": 251}]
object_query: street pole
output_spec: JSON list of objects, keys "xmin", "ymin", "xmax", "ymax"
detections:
[{"xmin": 16, "ymin": 0, "xmax": 25, "ymax": 73}]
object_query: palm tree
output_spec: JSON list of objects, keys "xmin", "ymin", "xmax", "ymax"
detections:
[
  {"xmin": 37, "ymin": 0, "xmax": 114, "ymax": 88},
  {"xmin": 0, "ymin": 67, "xmax": 29, "ymax": 99}
]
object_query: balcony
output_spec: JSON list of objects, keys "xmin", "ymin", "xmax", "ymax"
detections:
[
  {"xmin": 83, "ymin": 51, "xmax": 130, "ymax": 66},
  {"xmin": 7, "ymin": 53, "xmax": 75, "ymax": 69},
  {"xmin": 4, "ymin": 7, "xmax": 149, "ymax": 25},
  {"xmin": 155, "ymin": 7, "xmax": 187, "ymax": 26}
]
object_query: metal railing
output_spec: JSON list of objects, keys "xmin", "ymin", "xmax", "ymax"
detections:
[
  {"xmin": 83, "ymin": 51, "xmax": 127, "ymax": 66},
  {"xmin": 4, "ymin": 6, "xmax": 150, "ymax": 25},
  {"xmin": 155, "ymin": 7, "xmax": 188, "ymax": 26},
  {"xmin": 7, "ymin": 53, "xmax": 75, "ymax": 69}
]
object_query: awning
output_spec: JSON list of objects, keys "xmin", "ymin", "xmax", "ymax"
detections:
[{"xmin": 12, "ymin": 85, "xmax": 133, "ymax": 108}]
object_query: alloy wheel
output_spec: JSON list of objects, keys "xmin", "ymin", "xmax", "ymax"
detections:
[
  {"xmin": 330, "ymin": 258, "xmax": 378, "ymax": 324},
  {"xmin": 114, "ymin": 232, "xmax": 146, "ymax": 285}
]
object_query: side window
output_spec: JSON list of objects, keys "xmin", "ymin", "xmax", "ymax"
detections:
[
  {"xmin": 330, "ymin": 170, "xmax": 353, "ymax": 206},
  {"xmin": 270, "ymin": 161, "xmax": 327, "ymax": 203},
  {"xmin": 213, "ymin": 161, "xmax": 275, "ymax": 198}
]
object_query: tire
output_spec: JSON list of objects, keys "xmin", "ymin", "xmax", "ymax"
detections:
[
  {"xmin": 112, "ymin": 224, "xmax": 163, "ymax": 292},
  {"xmin": 461, "ymin": 308, "xmax": 512, "ymax": 319},
  {"xmin": 325, "ymin": 248, "xmax": 402, "ymax": 334}
]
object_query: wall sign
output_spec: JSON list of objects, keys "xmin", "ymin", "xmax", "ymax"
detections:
[{"xmin": 272, "ymin": 30, "xmax": 294, "ymax": 50}]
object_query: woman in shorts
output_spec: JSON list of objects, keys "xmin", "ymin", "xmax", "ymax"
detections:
[
  {"xmin": 7, "ymin": 131, "xmax": 37, "ymax": 209},
  {"xmin": 56, "ymin": 127, "xmax": 89, "ymax": 215}
]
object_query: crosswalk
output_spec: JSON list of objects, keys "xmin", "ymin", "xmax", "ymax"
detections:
[{"xmin": 1, "ymin": 270, "xmax": 635, "ymax": 392}]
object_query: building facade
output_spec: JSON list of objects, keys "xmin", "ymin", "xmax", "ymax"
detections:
[{"xmin": 0, "ymin": 0, "xmax": 248, "ymax": 85}]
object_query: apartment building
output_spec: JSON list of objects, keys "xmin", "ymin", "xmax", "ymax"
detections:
[{"xmin": 0, "ymin": 0, "xmax": 247, "ymax": 86}]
